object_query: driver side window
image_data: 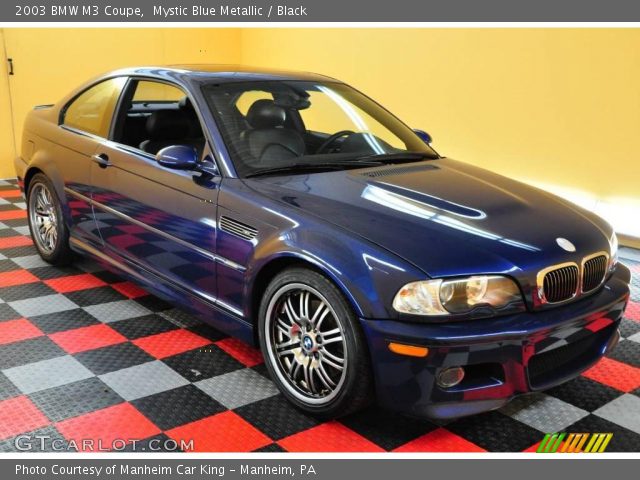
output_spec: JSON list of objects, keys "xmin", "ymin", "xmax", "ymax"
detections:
[{"xmin": 115, "ymin": 80, "xmax": 206, "ymax": 157}]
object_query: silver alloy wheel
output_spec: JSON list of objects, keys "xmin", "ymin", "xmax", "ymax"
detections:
[
  {"xmin": 265, "ymin": 283, "xmax": 348, "ymax": 405},
  {"xmin": 29, "ymin": 183, "xmax": 58, "ymax": 254}
]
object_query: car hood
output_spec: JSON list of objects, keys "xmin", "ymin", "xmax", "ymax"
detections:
[{"xmin": 246, "ymin": 158, "xmax": 613, "ymax": 283}]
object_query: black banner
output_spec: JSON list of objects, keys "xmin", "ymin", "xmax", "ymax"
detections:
[{"xmin": 5, "ymin": 0, "xmax": 640, "ymax": 22}]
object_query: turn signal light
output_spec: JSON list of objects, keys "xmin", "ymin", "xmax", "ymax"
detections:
[{"xmin": 388, "ymin": 342, "xmax": 429, "ymax": 357}]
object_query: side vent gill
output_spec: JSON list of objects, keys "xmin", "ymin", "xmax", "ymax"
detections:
[
  {"xmin": 360, "ymin": 164, "xmax": 438, "ymax": 178},
  {"xmin": 220, "ymin": 216, "xmax": 258, "ymax": 241}
]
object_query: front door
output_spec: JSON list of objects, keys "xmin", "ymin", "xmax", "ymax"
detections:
[{"xmin": 90, "ymin": 78, "xmax": 220, "ymax": 305}]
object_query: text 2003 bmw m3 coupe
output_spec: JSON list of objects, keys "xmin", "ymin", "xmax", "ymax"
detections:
[{"xmin": 15, "ymin": 66, "xmax": 629, "ymax": 419}]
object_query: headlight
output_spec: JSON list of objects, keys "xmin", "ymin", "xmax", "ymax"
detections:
[
  {"xmin": 393, "ymin": 275, "xmax": 524, "ymax": 317},
  {"xmin": 610, "ymin": 232, "xmax": 619, "ymax": 270}
]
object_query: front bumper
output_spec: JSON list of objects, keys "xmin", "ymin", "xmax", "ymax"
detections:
[{"xmin": 360, "ymin": 264, "xmax": 630, "ymax": 419}]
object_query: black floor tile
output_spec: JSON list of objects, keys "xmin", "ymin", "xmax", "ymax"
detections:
[
  {"xmin": 447, "ymin": 411, "xmax": 542, "ymax": 452},
  {"xmin": 109, "ymin": 314, "xmax": 179, "ymax": 340},
  {"xmin": 0, "ymin": 426, "xmax": 66, "ymax": 452},
  {"xmin": 235, "ymin": 395, "xmax": 320, "ymax": 440},
  {"xmin": 0, "ymin": 282, "xmax": 56, "ymax": 302},
  {"xmin": 162, "ymin": 344, "xmax": 244, "ymax": 382},
  {"xmin": 64, "ymin": 286, "xmax": 127, "ymax": 307},
  {"xmin": 0, "ymin": 336, "xmax": 65, "ymax": 370},
  {"xmin": 74, "ymin": 342, "xmax": 155, "ymax": 375},
  {"xmin": 606, "ymin": 339, "xmax": 640, "ymax": 368},
  {"xmin": 29, "ymin": 377, "xmax": 124, "ymax": 422},
  {"xmin": 0, "ymin": 371, "xmax": 20, "ymax": 401},
  {"xmin": 546, "ymin": 376, "xmax": 623, "ymax": 412},
  {"xmin": 28, "ymin": 309, "xmax": 100, "ymax": 334},
  {"xmin": 132, "ymin": 384, "xmax": 226, "ymax": 431},
  {"xmin": 340, "ymin": 405, "xmax": 439, "ymax": 451},
  {"xmin": 566, "ymin": 414, "xmax": 640, "ymax": 452},
  {"xmin": 133, "ymin": 295, "xmax": 172, "ymax": 312}
]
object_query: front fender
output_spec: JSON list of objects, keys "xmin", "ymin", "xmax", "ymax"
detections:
[{"xmin": 245, "ymin": 220, "xmax": 427, "ymax": 320}]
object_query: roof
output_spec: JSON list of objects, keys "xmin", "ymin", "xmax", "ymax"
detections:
[{"xmin": 111, "ymin": 65, "xmax": 339, "ymax": 83}]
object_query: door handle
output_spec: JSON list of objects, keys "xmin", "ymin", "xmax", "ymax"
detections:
[{"xmin": 92, "ymin": 153, "xmax": 112, "ymax": 168}]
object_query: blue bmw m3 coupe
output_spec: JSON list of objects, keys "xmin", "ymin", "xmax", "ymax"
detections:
[{"xmin": 15, "ymin": 65, "xmax": 630, "ymax": 419}]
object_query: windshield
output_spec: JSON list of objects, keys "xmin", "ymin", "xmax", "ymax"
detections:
[{"xmin": 201, "ymin": 80, "xmax": 438, "ymax": 177}]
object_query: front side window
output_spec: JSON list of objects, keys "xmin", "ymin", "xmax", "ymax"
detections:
[
  {"xmin": 114, "ymin": 80, "xmax": 206, "ymax": 157},
  {"xmin": 63, "ymin": 77, "xmax": 127, "ymax": 137},
  {"xmin": 201, "ymin": 80, "xmax": 438, "ymax": 177}
]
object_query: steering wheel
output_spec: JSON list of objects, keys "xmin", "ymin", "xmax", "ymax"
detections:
[{"xmin": 315, "ymin": 130, "xmax": 356, "ymax": 154}]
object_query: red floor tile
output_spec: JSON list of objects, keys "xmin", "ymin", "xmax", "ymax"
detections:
[
  {"xmin": 0, "ymin": 236, "xmax": 33, "ymax": 249},
  {"xmin": 111, "ymin": 281, "xmax": 149, "ymax": 299},
  {"xmin": 393, "ymin": 428, "xmax": 486, "ymax": 452},
  {"xmin": 0, "ymin": 210, "xmax": 27, "ymax": 221},
  {"xmin": 0, "ymin": 318, "xmax": 43, "ymax": 345},
  {"xmin": 56, "ymin": 403, "xmax": 160, "ymax": 451},
  {"xmin": 216, "ymin": 338, "xmax": 263, "ymax": 367},
  {"xmin": 0, "ymin": 396, "xmax": 49, "ymax": 441},
  {"xmin": 522, "ymin": 441, "xmax": 543, "ymax": 452},
  {"xmin": 625, "ymin": 300, "xmax": 640, "ymax": 322},
  {"xmin": 49, "ymin": 324, "xmax": 127, "ymax": 354},
  {"xmin": 44, "ymin": 273, "xmax": 107, "ymax": 293},
  {"xmin": 0, "ymin": 269, "xmax": 39, "ymax": 288},
  {"xmin": 0, "ymin": 189, "xmax": 23, "ymax": 198},
  {"xmin": 133, "ymin": 329, "xmax": 210, "ymax": 359},
  {"xmin": 278, "ymin": 421, "xmax": 384, "ymax": 452},
  {"xmin": 166, "ymin": 411, "xmax": 271, "ymax": 452},
  {"xmin": 582, "ymin": 357, "xmax": 640, "ymax": 392}
]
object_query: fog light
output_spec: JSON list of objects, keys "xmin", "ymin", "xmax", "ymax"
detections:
[{"xmin": 437, "ymin": 367, "xmax": 465, "ymax": 388}]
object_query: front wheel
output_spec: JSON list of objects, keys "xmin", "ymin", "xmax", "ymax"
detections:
[
  {"xmin": 259, "ymin": 267, "xmax": 373, "ymax": 418},
  {"xmin": 27, "ymin": 174, "xmax": 73, "ymax": 266}
]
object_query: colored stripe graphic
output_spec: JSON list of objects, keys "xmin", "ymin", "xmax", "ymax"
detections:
[
  {"xmin": 537, "ymin": 433, "xmax": 566, "ymax": 453},
  {"xmin": 538, "ymin": 433, "xmax": 613, "ymax": 453}
]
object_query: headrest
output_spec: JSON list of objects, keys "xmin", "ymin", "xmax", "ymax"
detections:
[
  {"xmin": 178, "ymin": 96, "xmax": 194, "ymax": 111},
  {"xmin": 145, "ymin": 110, "xmax": 190, "ymax": 140},
  {"xmin": 246, "ymin": 99, "xmax": 286, "ymax": 129}
]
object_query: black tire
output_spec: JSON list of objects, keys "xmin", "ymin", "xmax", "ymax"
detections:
[
  {"xmin": 258, "ymin": 267, "xmax": 373, "ymax": 418},
  {"xmin": 26, "ymin": 173, "xmax": 73, "ymax": 266}
]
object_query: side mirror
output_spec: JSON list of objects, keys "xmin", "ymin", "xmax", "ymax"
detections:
[
  {"xmin": 413, "ymin": 129, "xmax": 432, "ymax": 145},
  {"xmin": 156, "ymin": 145, "xmax": 198, "ymax": 170}
]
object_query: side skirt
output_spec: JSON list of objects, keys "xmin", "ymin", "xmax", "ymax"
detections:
[{"xmin": 69, "ymin": 236, "xmax": 256, "ymax": 346}]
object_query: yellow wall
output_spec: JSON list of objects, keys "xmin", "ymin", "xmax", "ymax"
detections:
[
  {"xmin": 0, "ymin": 28, "xmax": 241, "ymax": 178},
  {"xmin": 0, "ymin": 31, "xmax": 16, "ymax": 177},
  {"xmin": 241, "ymin": 29, "xmax": 640, "ymax": 237},
  {"xmin": 1, "ymin": 28, "xmax": 639, "ymax": 237}
]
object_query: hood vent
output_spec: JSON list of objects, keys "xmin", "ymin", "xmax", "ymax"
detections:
[
  {"xmin": 361, "ymin": 164, "xmax": 438, "ymax": 178},
  {"xmin": 220, "ymin": 216, "xmax": 258, "ymax": 241}
]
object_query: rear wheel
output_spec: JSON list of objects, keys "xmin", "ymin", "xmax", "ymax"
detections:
[
  {"xmin": 27, "ymin": 174, "xmax": 73, "ymax": 266},
  {"xmin": 259, "ymin": 267, "xmax": 373, "ymax": 418}
]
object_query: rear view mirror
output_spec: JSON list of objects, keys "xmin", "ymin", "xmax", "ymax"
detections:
[
  {"xmin": 413, "ymin": 129, "xmax": 433, "ymax": 144},
  {"xmin": 156, "ymin": 145, "xmax": 198, "ymax": 170}
]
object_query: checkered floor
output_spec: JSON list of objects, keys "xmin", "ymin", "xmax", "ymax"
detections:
[{"xmin": 0, "ymin": 178, "xmax": 639, "ymax": 452}]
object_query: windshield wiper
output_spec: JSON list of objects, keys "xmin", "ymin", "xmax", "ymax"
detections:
[
  {"xmin": 353, "ymin": 152, "xmax": 435, "ymax": 164},
  {"xmin": 244, "ymin": 160, "xmax": 383, "ymax": 178}
]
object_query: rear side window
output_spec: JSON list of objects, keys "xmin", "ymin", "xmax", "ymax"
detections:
[{"xmin": 63, "ymin": 77, "xmax": 127, "ymax": 137}]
